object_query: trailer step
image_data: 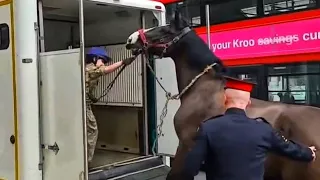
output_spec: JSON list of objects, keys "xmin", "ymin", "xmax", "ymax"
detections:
[
  {"xmin": 111, "ymin": 165, "xmax": 170, "ymax": 180},
  {"xmin": 89, "ymin": 156, "xmax": 166, "ymax": 180}
]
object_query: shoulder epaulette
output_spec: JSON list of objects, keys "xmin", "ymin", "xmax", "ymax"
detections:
[
  {"xmin": 204, "ymin": 114, "xmax": 224, "ymax": 122},
  {"xmin": 254, "ymin": 117, "xmax": 270, "ymax": 125},
  {"xmin": 255, "ymin": 118, "xmax": 289, "ymax": 142},
  {"xmin": 212, "ymin": 114, "xmax": 224, "ymax": 119}
]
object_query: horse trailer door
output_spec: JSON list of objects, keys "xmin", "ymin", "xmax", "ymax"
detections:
[
  {"xmin": 154, "ymin": 58, "xmax": 180, "ymax": 156},
  {"xmin": 40, "ymin": 49, "xmax": 86, "ymax": 180},
  {"xmin": 0, "ymin": 1, "xmax": 18, "ymax": 180}
]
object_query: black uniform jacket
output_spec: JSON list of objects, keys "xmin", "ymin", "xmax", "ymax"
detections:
[{"xmin": 183, "ymin": 108, "xmax": 313, "ymax": 180}]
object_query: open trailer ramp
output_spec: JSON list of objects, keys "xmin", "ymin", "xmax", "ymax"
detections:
[
  {"xmin": 113, "ymin": 167, "xmax": 206, "ymax": 180},
  {"xmin": 89, "ymin": 156, "xmax": 170, "ymax": 180},
  {"xmin": 115, "ymin": 166, "xmax": 170, "ymax": 180}
]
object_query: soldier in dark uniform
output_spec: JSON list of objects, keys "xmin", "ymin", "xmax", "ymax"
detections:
[
  {"xmin": 181, "ymin": 76, "xmax": 317, "ymax": 180},
  {"xmin": 85, "ymin": 47, "xmax": 135, "ymax": 166}
]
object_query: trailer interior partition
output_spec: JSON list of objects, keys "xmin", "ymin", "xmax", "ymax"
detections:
[{"xmin": 41, "ymin": 0, "xmax": 160, "ymax": 170}]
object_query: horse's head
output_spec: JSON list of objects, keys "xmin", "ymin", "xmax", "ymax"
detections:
[{"xmin": 125, "ymin": 10, "xmax": 190, "ymax": 57}]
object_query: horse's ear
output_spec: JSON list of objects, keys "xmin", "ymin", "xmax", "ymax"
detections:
[
  {"xmin": 170, "ymin": 9, "xmax": 188, "ymax": 30},
  {"xmin": 174, "ymin": 10, "xmax": 181, "ymax": 23},
  {"xmin": 175, "ymin": 10, "xmax": 181, "ymax": 18},
  {"xmin": 173, "ymin": 10, "xmax": 184, "ymax": 29}
]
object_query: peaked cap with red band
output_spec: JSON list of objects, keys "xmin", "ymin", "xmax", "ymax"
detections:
[{"xmin": 224, "ymin": 76, "xmax": 256, "ymax": 93}]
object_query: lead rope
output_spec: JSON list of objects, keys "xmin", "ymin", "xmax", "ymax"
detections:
[
  {"xmin": 95, "ymin": 64, "xmax": 127, "ymax": 102},
  {"xmin": 94, "ymin": 55, "xmax": 139, "ymax": 102},
  {"xmin": 147, "ymin": 58, "xmax": 217, "ymax": 155}
]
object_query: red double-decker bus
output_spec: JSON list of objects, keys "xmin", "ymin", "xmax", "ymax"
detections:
[{"xmin": 154, "ymin": 0, "xmax": 320, "ymax": 107}]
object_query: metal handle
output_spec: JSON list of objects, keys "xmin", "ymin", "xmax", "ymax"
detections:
[{"xmin": 205, "ymin": 4, "xmax": 211, "ymax": 49}]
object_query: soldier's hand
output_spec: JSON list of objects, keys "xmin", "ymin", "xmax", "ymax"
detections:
[
  {"xmin": 309, "ymin": 146, "xmax": 317, "ymax": 161},
  {"xmin": 122, "ymin": 57, "xmax": 135, "ymax": 65},
  {"xmin": 91, "ymin": 97, "xmax": 99, "ymax": 103}
]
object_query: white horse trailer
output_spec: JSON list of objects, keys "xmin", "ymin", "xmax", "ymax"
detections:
[{"xmin": 0, "ymin": 0, "xmax": 182, "ymax": 179}]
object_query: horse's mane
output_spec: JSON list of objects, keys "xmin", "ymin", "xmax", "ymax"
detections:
[{"xmin": 178, "ymin": 30, "xmax": 226, "ymax": 74}]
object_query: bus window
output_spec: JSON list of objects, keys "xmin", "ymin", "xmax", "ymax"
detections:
[
  {"xmin": 208, "ymin": 0, "xmax": 258, "ymax": 24},
  {"xmin": 162, "ymin": 0, "xmax": 319, "ymax": 26},
  {"xmin": 165, "ymin": 1, "xmax": 202, "ymax": 27},
  {"xmin": 267, "ymin": 63, "xmax": 320, "ymax": 107},
  {"xmin": 166, "ymin": 0, "xmax": 259, "ymax": 25},
  {"xmin": 264, "ymin": 0, "xmax": 318, "ymax": 16},
  {"xmin": 0, "ymin": 23, "xmax": 9, "ymax": 50},
  {"xmin": 208, "ymin": 0, "xmax": 319, "ymax": 23}
]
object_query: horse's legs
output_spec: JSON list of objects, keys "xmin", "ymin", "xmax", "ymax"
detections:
[
  {"xmin": 166, "ymin": 103, "xmax": 208, "ymax": 180},
  {"xmin": 166, "ymin": 143, "xmax": 190, "ymax": 180},
  {"xmin": 281, "ymin": 161, "xmax": 316, "ymax": 180},
  {"xmin": 263, "ymin": 156, "xmax": 284, "ymax": 180}
]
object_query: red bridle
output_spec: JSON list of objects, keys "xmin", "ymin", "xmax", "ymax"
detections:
[{"xmin": 137, "ymin": 27, "xmax": 191, "ymax": 57}]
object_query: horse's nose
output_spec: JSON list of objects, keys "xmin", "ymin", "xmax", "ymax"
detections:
[{"xmin": 125, "ymin": 44, "xmax": 132, "ymax": 50}]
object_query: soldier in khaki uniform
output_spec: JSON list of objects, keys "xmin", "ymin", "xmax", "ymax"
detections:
[{"xmin": 85, "ymin": 47, "xmax": 134, "ymax": 165}]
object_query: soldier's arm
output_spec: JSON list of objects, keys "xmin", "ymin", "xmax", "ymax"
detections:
[
  {"xmin": 87, "ymin": 61, "xmax": 123, "ymax": 79},
  {"xmin": 268, "ymin": 127, "xmax": 314, "ymax": 162},
  {"xmin": 102, "ymin": 61, "xmax": 123, "ymax": 74},
  {"xmin": 183, "ymin": 125, "xmax": 208, "ymax": 177}
]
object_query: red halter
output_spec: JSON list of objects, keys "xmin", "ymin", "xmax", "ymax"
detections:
[{"xmin": 137, "ymin": 27, "xmax": 191, "ymax": 57}]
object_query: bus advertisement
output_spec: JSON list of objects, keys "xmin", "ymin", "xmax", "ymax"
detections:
[{"xmin": 153, "ymin": 0, "xmax": 320, "ymax": 107}]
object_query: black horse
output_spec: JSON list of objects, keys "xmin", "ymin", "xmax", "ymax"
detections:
[{"xmin": 125, "ymin": 11, "xmax": 320, "ymax": 180}]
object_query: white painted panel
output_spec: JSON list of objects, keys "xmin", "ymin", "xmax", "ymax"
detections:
[
  {"xmin": 40, "ymin": 49, "xmax": 85, "ymax": 180},
  {"xmin": 0, "ymin": 4, "xmax": 15, "ymax": 180},
  {"xmin": 155, "ymin": 58, "xmax": 180, "ymax": 156}
]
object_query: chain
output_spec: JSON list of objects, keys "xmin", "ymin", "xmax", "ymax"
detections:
[
  {"xmin": 151, "ymin": 95, "xmax": 170, "ymax": 155},
  {"xmin": 147, "ymin": 58, "xmax": 217, "ymax": 155}
]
